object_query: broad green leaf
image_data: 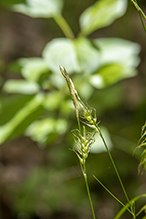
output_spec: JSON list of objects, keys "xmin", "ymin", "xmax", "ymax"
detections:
[
  {"xmin": 89, "ymin": 63, "xmax": 137, "ymax": 89},
  {"xmin": 79, "ymin": 0, "xmax": 127, "ymax": 36},
  {"xmin": 0, "ymin": 93, "xmax": 45, "ymax": 144},
  {"xmin": 18, "ymin": 58, "xmax": 50, "ymax": 82},
  {"xmin": 94, "ymin": 38, "xmax": 141, "ymax": 67},
  {"xmin": 12, "ymin": 0, "xmax": 63, "ymax": 18},
  {"xmin": 43, "ymin": 38, "xmax": 80, "ymax": 73},
  {"xmin": 25, "ymin": 118, "xmax": 67, "ymax": 145},
  {"xmin": 89, "ymin": 38, "xmax": 141, "ymax": 88},
  {"xmin": 3, "ymin": 79, "xmax": 40, "ymax": 94},
  {"xmin": 73, "ymin": 37, "xmax": 100, "ymax": 73}
]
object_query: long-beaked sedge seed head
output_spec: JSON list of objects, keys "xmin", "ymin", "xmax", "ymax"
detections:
[
  {"xmin": 72, "ymin": 127, "xmax": 95, "ymax": 163},
  {"xmin": 59, "ymin": 65, "xmax": 81, "ymax": 129}
]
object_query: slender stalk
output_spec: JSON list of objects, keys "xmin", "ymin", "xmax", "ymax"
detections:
[
  {"xmin": 114, "ymin": 194, "xmax": 146, "ymax": 219},
  {"xmin": 93, "ymin": 175, "xmax": 133, "ymax": 216},
  {"xmin": 131, "ymin": 0, "xmax": 146, "ymax": 19},
  {"xmin": 53, "ymin": 15, "xmax": 75, "ymax": 39},
  {"xmin": 96, "ymin": 126, "xmax": 130, "ymax": 203},
  {"xmin": 60, "ymin": 66, "xmax": 136, "ymax": 218},
  {"xmin": 94, "ymin": 126, "xmax": 136, "ymax": 219},
  {"xmin": 138, "ymin": 10, "xmax": 146, "ymax": 33},
  {"xmin": 81, "ymin": 162, "xmax": 97, "ymax": 219},
  {"xmin": 131, "ymin": 0, "xmax": 146, "ymax": 33}
]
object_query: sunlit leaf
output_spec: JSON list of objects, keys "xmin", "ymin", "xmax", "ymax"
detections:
[
  {"xmin": 18, "ymin": 58, "xmax": 49, "ymax": 82},
  {"xmin": 89, "ymin": 63, "xmax": 137, "ymax": 89},
  {"xmin": 43, "ymin": 38, "xmax": 80, "ymax": 73},
  {"xmin": 79, "ymin": 0, "xmax": 127, "ymax": 36},
  {"xmin": 0, "ymin": 93, "xmax": 45, "ymax": 144},
  {"xmin": 89, "ymin": 38, "xmax": 140, "ymax": 88},
  {"xmin": 12, "ymin": 0, "xmax": 63, "ymax": 18},
  {"xmin": 73, "ymin": 37, "xmax": 100, "ymax": 73},
  {"xmin": 94, "ymin": 38, "xmax": 141, "ymax": 67},
  {"xmin": 25, "ymin": 118, "xmax": 67, "ymax": 146},
  {"xmin": 3, "ymin": 79, "xmax": 40, "ymax": 94}
]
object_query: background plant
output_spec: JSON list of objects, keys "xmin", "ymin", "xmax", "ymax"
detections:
[
  {"xmin": 0, "ymin": 0, "xmax": 141, "ymax": 145},
  {"xmin": 0, "ymin": 0, "xmax": 146, "ymax": 218}
]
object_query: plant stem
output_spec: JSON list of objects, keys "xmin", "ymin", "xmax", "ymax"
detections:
[
  {"xmin": 96, "ymin": 126, "xmax": 129, "ymax": 202},
  {"xmin": 93, "ymin": 175, "xmax": 133, "ymax": 216},
  {"xmin": 131, "ymin": 0, "xmax": 146, "ymax": 19},
  {"xmin": 131, "ymin": 0, "xmax": 146, "ymax": 33},
  {"xmin": 53, "ymin": 15, "xmax": 75, "ymax": 39},
  {"xmin": 81, "ymin": 162, "xmax": 97, "ymax": 219},
  {"xmin": 94, "ymin": 126, "xmax": 136, "ymax": 218},
  {"xmin": 114, "ymin": 194, "xmax": 146, "ymax": 219}
]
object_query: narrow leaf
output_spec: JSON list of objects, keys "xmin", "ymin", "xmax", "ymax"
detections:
[{"xmin": 0, "ymin": 93, "xmax": 44, "ymax": 144}]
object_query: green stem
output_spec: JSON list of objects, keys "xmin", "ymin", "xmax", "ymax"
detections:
[
  {"xmin": 132, "ymin": 0, "xmax": 146, "ymax": 19},
  {"xmin": 114, "ymin": 194, "xmax": 146, "ymax": 219},
  {"xmin": 94, "ymin": 126, "xmax": 136, "ymax": 219},
  {"xmin": 53, "ymin": 15, "xmax": 75, "ymax": 39},
  {"xmin": 138, "ymin": 10, "xmax": 146, "ymax": 33},
  {"xmin": 81, "ymin": 162, "xmax": 97, "ymax": 219},
  {"xmin": 131, "ymin": 0, "xmax": 146, "ymax": 33},
  {"xmin": 93, "ymin": 175, "xmax": 133, "ymax": 216}
]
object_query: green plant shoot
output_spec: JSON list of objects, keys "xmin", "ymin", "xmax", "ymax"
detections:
[{"xmin": 59, "ymin": 65, "xmax": 81, "ymax": 130}]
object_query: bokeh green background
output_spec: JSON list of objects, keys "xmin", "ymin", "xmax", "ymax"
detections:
[{"xmin": 0, "ymin": 0, "xmax": 146, "ymax": 219}]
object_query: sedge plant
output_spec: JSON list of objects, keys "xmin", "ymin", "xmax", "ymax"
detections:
[
  {"xmin": 59, "ymin": 65, "xmax": 137, "ymax": 219},
  {"xmin": 131, "ymin": 0, "xmax": 146, "ymax": 33}
]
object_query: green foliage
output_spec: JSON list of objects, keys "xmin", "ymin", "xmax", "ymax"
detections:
[
  {"xmin": 60, "ymin": 66, "xmax": 136, "ymax": 218},
  {"xmin": 25, "ymin": 118, "xmax": 68, "ymax": 146},
  {"xmin": 3, "ymin": 80, "xmax": 40, "ymax": 94},
  {"xmin": 0, "ymin": 0, "xmax": 146, "ymax": 218},
  {"xmin": 17, "ymin": 58, "xmax": 50, "ymax": 82},
  {"xmin": 12, "ymin": 0, "xmax": 63, "ymax": 18},
  {"xmin": 79, "ymin": 0, "xmax": 127, "ymax": 36},
  {"xmin": 0, "ymin": 94, "xmax": 45, "ymax": 144},
  {"xmin": 114, "ymin": 194, "xmax": 146, "ymax": 219},
  {"xmin": 0, "ymin": 0, "xmax": 141, "ymax": 146}
]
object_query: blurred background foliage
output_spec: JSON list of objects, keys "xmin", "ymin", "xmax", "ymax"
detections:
[{"xmin": 0, "ymin": 0, "xmax": 146, "ymax": 219}]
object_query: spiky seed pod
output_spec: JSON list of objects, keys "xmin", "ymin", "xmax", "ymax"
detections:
[{"xmin": 72, "ymin": 126, "xmax": 95, "ymax": 163}]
